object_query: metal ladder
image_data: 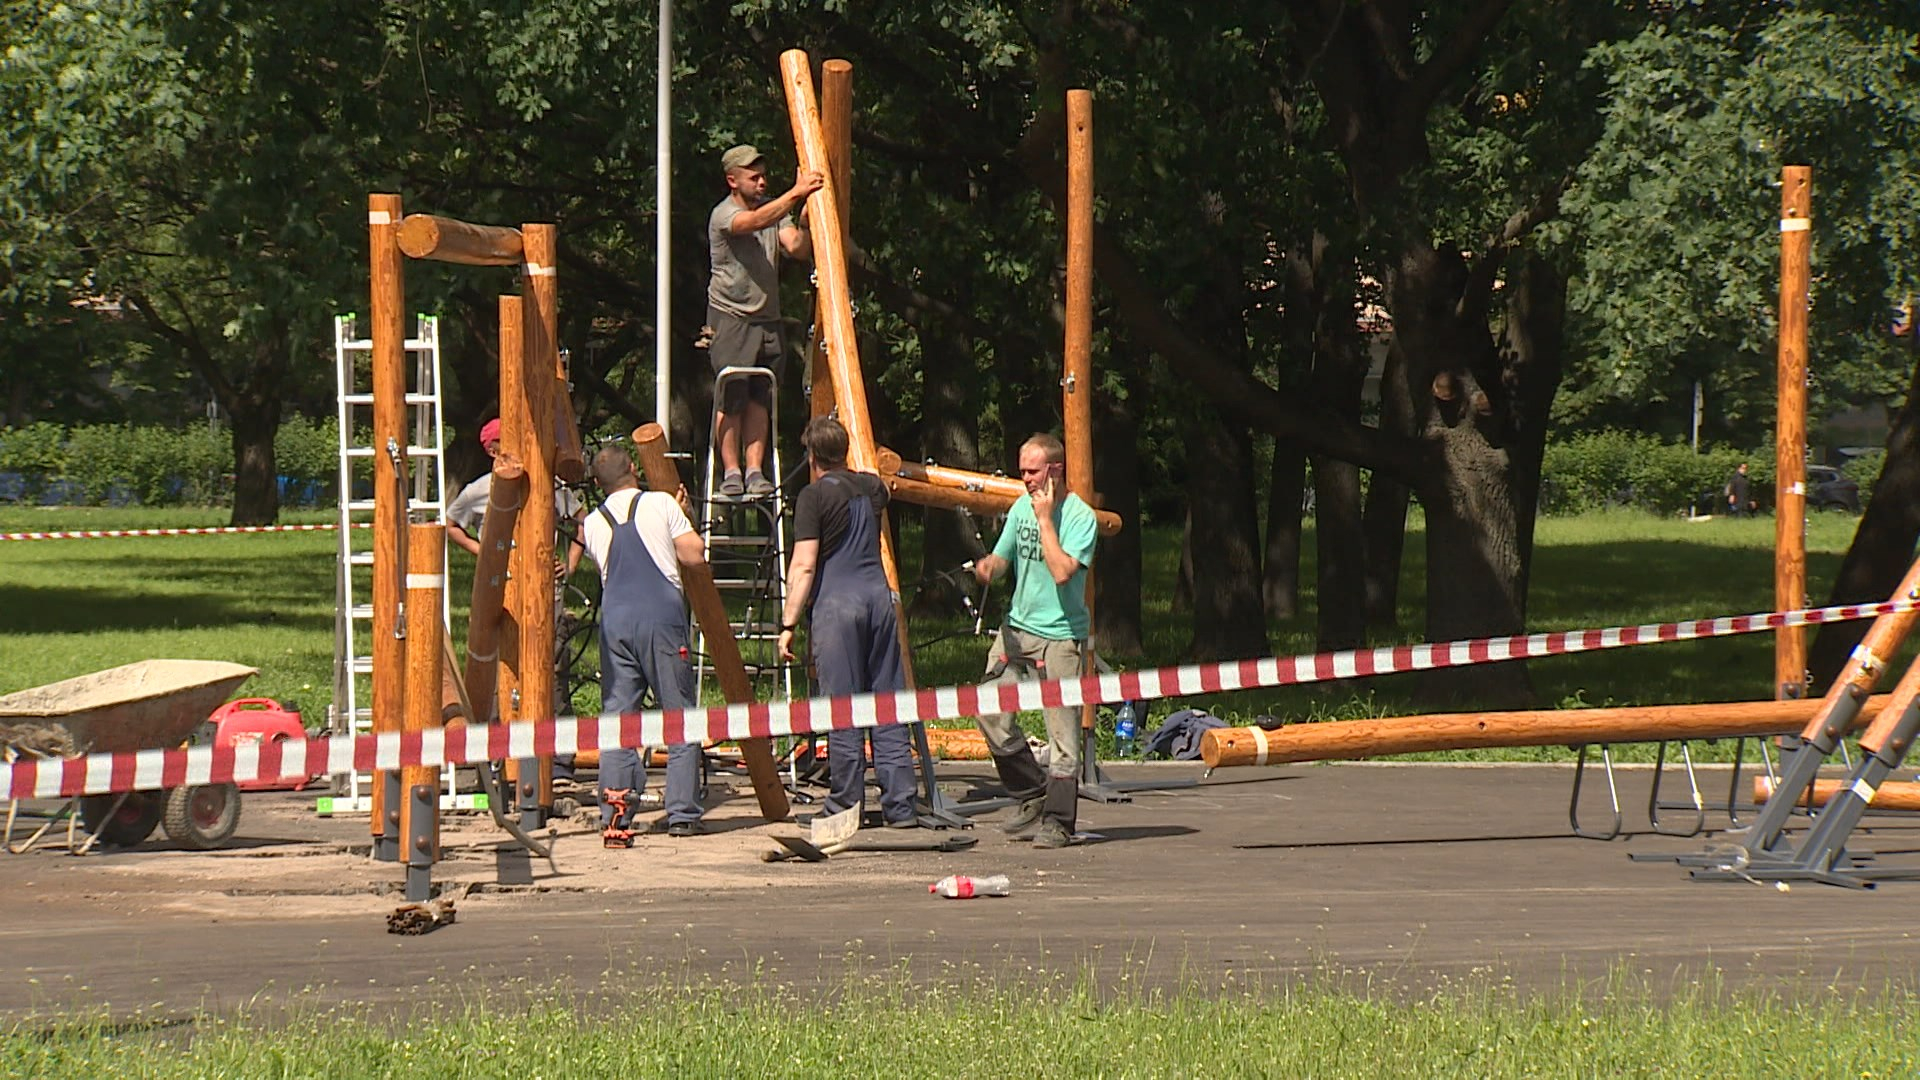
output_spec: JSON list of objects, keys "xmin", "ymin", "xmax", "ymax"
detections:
[
  {"xmin": 322, "ymin": 314, "xmax": 477, "ymax": 814},
  {"xmin": 695, "ymin": 365, "xmax": 794, "ymax": 706}
]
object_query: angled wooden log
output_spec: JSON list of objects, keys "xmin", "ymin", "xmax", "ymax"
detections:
[
  {"xmin": 1201, "ymin": 696, "xmax": 1893, "ymax": 769},
  {"xmin": 397, "ymin": 214, "xmax": 524, "ymax": 266},
  {"xmin": 876, "ymin": 448, "xmax": 1123, "ymax": 537},
  {"xmin": 631, "ymin": 422, "xmax": 790, "ymax": 822},
  {"xmin": 808, "ymin": 59, "xmax": 853, "ymax": 420},
  {"xmin": 462, "ymin": 450, "xmax": 527, "ymax": 725}
]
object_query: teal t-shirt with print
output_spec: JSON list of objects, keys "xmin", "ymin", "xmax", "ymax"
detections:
[{"xmin": 993, "ymin": 492, "xmax": 1098, "ymax": 641}]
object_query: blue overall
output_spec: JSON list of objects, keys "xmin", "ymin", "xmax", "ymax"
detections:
[
  {"xmin": 596, "ymin": 495, "xmax": 702, "ymax": 827},
  {"xmin": 809, "ymin": 473, "xmax": 917, "ymax": 824}
]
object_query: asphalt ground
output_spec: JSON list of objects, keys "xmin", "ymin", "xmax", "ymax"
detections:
[{"xmin": 5, "ymin": 760, "xmax": 1920, "ymax": 1023}]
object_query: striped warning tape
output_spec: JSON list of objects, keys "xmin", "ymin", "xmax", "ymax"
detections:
[
  {"xmin": 0, "ymin": 523, "xmax": 368, "ymax": 541},
  {"xmin": 3, "ymin": 598, "xmax": 1912, "ymax": 801}
]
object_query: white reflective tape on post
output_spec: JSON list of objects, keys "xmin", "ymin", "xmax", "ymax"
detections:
[
  {"xmin": 1250, "ymin": 724, "xmax": 1270, "ymax": 766},
  {"xmin": 526, "ymin": 263, "xmax": 557, "ymax": 277},
  {"xmin": 1852, "ymin": 778, "xmax": 1878, "ymax": 804},
  {"xmin": 369, "ymin": 210, "xmax": 393, "ymax": 225},
  {"xmin": 1787, "ymin": 482, "xmax": 1805, "ymax": 496},
  {"xmin": 406, "ymin": 573, "xmax": 446, "ymax": 590},
  {"xmin": 1780, "ymin": 218, "xmax": 1810, "ymax": 232}
]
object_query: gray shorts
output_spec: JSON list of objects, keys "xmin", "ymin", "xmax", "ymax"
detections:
[{"xmin": 706, "ymin": 306, "xmax": 783, "ymax": 411}]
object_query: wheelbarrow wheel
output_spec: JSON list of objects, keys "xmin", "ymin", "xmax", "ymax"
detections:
[
  {"xmin": 79, "ymin": 791, "xmax": 164, "ymax": 848},
  {"xmin": 162, "ymin": 783, "xmax": 241, "ymax": 850}
]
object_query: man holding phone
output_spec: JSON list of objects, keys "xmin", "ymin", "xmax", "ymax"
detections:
[{"xmin": 969, "ymin": 433, "xmax": 1099, "ymax": 849}]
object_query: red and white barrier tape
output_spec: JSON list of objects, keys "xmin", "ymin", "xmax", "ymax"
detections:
[
  {"xmin": 4, "ymin": 598, "xmax": 1912, "ymax": 800},
  {"xmin": 0, "ymin": 523, "xmax": 365, "ymax": 542}
]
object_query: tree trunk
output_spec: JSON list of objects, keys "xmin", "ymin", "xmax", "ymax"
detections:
[
  {"xmin": 1313, "ymin": 456, "xmax": 1367, "ymax": 651},
  {"xmin": 1808, "ymin": 342, "xmax": 1920, "ymax": 685},
  {"xmin": 912, "ymin": 320, "xmax": 986, "ymax": 619},
  {"xmin": 1364, "ymin": 343, "xmax": 1415, "ymax": 628},
  {"xmin": 228, "ymin": 391, "xmax": 283, "ymax": 526},
  {"xmin": 1173, "ymin": 509, "xmax": 1194, "ymax": 616},
  {"xmin": 1264, "ymin": 444, "xmax": 1305, "ymax": 622},
  {"xmin": 1093, "ymin": 387, "xmax": 1144, "ymax": 655},
  {"xmin": 1185, "ymin": 415, "xmax": 1267, "ymax": 659}
]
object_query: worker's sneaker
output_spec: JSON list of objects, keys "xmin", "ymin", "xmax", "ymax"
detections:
[
  {"xmin": 666, "ymin": 819, "xmax": 703, "ymax": 838},
  {"xmin": 999, "ymin": 795, "xmax": 1045, "ymax": 836},
  {"xmin": 1030, "ymin": 819, "xmax": 1073, "ymax": 849},
  {"xmin": 719, "ymin": 471, "xmax": 745, "ymax": 498},
  {"xmin": 745, "ymin": 471, "xmax": 775, "ymax": 497},
  {"xmin": 884, "ymin": 815, "xmax": 920, "ymax": 830}
]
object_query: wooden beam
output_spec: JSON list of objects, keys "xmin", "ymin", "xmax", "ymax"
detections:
[
  {"xmin": 397, "ymin": 214, "xmax": 524, "ymax": 266},
  {"xmin": 402, "ymin": 523, "xmax": 445, "ymax": 867},
  {"xmin": 519, "ymin": 224, "xmax": 560, "ymax": 812},
  {"xmin": 368, "ymin": 193, "xmax": 408, "ymax": 849},
  {"xmin": 462, "ymin": 449, "xmax": 527, "ymax": 724},
  {"xmin": 808, "ymin": 59, "xmax": 853, "ymax": 420},
  {"xmin": 1776, "ymin": 165, "xmax": 1812, "ymax": 700},
  {"xmin": 876, "ymin": 448, "xmax": 1123, "ymax": 537},
  {"xmin": 554, "ymin": 352, "xmax": 586, "ymax": 484},
  {"xmin": 1064, "ymin": 89, "xmax": 1098, "ymax": 738},
  {"xmin": 631, "ymin": 423, "xmax": 791, "ymax": 822},
  {"xmin": 1200, "ymin": 696, "xmax": 1893, "ymax": 769},
  {"xmin": 1756, "ymin": 775, "xmax": 1920, "ymax": 812}
]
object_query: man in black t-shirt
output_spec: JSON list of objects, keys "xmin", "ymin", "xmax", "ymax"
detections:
[
  {"xmin": 777, "ymin": 418, "xmax": 918, "ymax": 827},
  {"xmin": 1726, "ymin": 462, "xmax": 1754, "ymax": 517}
]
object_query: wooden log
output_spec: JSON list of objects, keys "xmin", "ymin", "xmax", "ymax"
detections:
[
  {"xmin": 462, "ymin": 449, "xmax": 527, "ymax": 725},
  {"xmin": 781, "ymin": 50, "xmax": 920, "ymax": 691},
  {"xmin": 1854, "ymin": 639, "xmax": 1920, "ymax": 760},
  {"xmin": 631, "ymin": 423, "xmax": 790, "ymax": 821},
  {"xmin": 1064, "ymin": 89, "xmax": 1097, "ymax": 737},
  {"xmin": 520, "ymin": 224, "xmax": 560, "ymax": 808},
  {"xmin": 1788, "ymin": 553, "xmax": 1920, "ymax": 748},
  {"xmin": 554, "ymin": 351, "xmax": 585, "ymax": 484},
  {"xmin": 1200, "ymin": 696, "xmax": 1894, "ymax": 769},
  {"xmin": 1755, "ymin": 775, "xmax": 1920, "ymax": 812},
  {"xmin": 396, "ymin": 214, "xmax": 524, "ymax": 266},
  {"xmin": 402, "ymin": 523, "xmax": 444, "ymax": 862},
  {"xmin": 876, "ymin": 448, "xmax": 1123, "ymax": 537},
  {"xmin": 1776, "ymin": 165, "xmax": 1812, "ymax": 700},
  {"xmin": 368, "ymin": 193, "xmax": 408, "ymax": 842},
  {"xmin": 495, "ymin": 298, "xmax": 526, "ymax": 752},
  {"xmin": 808, "ymin": 59, "xmax": 853, "ymax": 421}
]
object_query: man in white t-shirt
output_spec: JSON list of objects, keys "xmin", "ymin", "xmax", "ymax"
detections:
[
  {"xmin": 446, "ymin": 417, "xmax": 585, "ymax": 571},
  {"xmin": 581, "ymin": 445, "xmax": 709, "ymax": 843}
]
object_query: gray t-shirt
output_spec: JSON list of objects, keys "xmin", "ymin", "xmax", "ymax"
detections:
[{"xmin": 707, "ymin": 196, "xmax": 790, "ymax": 322}]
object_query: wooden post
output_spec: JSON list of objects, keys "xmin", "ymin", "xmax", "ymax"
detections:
[
  {"xmin": 631, "ymin": 423, "xmax": 791, "ymax": 821},
  {"xmin": 808, "ymin": 59, "xmax": 853, "ymax": 421},
  {"xmin": 1776, "ymin": 165, "xmax": 1812, "ymax": 700},
  {"xmin": 368, "ymin": 193, "xmax": 408, "ymax": 856},
  {"xmin": 780, "ymin": 49, "xmax": 917, "ymax": 686},
  {"xmin": 403, "ymin": 523, "xmax": 444, "ymax": 898},
  {"xmin": 1200, "ymin": 696, "xmax": 1893, "ymax": 769},
  {"xmin": 1064, "ymin": 89, "xmax": 1098, "ymax": 740},
  {"xmin": 496, "ymin": 295, "xmax": 529, "ymax": 810},
  {"xmin": 463, "ymin": 451, "xmax": 527, "ymax": 723},
  {"xmin": 518, "ymin": 225, "xmax": 560, "ymax": 817},
  {"xmin": 397, "ymin": 214, "xmax": 524, "ymax": 265}
]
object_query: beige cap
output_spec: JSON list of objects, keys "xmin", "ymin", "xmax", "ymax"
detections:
[{"xmin": 720, "ymin": 145, "xmax": 764, "ymax": 171}]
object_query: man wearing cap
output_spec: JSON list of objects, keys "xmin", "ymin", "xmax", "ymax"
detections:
[
  {"xmin": 580, "ymin": 445, "xmax": 708, "ymax": 841},
  {"xmin": 705, "ymin": 145, "xmax": 823, "ymax": 499},
  {"xmin": 446, "ymin": 418, "xmax": 585, "ymax": 569}
]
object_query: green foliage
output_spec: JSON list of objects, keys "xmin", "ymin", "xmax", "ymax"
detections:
[
  {"xmin": 0, "ymin": 420, "xmax": 335, "ymax": 506},
  {"xmin": 0, "ymin": 422, "xmax": 67, "ymax": 496},
  {"xmin": 1540, "ymin": 431, "xmax": 1764, "ymax": 516}
]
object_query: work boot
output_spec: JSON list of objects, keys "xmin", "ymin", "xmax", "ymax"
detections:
[
  {"xmin": 990, "ymin": 749, "xmax": 1047, "ymax": 835},
  {"xmin": 1031, "ymin": 775, "xmax": 1078, "ymax": 849}
]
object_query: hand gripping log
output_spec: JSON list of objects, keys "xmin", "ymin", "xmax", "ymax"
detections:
[{"xmin": 630, "ymin": 423, "xmax": 790, "ymax": 822}]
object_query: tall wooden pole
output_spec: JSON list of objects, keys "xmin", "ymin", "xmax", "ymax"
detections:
[
  {"xmin": 809, "ymin": 59, "xmax": 853, "ymax": 421},
  {"xmin": 631, "ymin": 423, "xmax": 791, "ymax": 822},
  {"xmin": 1776, "ymin": 166, "xmax": 1812, "ymax": 700},
  {"xmin": 402, "ymin": 523, "xmax": 444, "ymax": 900},
  {"xmin": 1064, "ymin": 89, "xmax": 1099, "ymax": 740},
  {"xmin": 518, "ymin": 224, "xmax": 560, "ymax": 821},
  {"xmin": 496, "ymin": 295, "xmax": 528, "ymax": 810},
  {"xmin": 463, "ymin": 452, "xmax": 527, "ymax": 724},
  {"xmin": 780, "ymin": 50, "xmax": 917, "ymax": 685},
  {"xmin": 368, "ymin": 193, "xmax": 408, "ymax": 859}
]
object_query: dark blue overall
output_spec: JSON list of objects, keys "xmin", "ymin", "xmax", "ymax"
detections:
[
  {"xmin": 809, "ymin": 472, "xmax": 917, "ymax": 824},
  {"xmin": 596, "ymin": 494, "xmax": 702, "ymax": 827}
]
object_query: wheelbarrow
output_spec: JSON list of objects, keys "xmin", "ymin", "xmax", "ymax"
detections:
[{"xmin": 1, "ymin": 660, "xmax": 258, "ymax": 854}]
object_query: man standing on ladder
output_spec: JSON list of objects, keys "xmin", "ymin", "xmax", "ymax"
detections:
[
  {"xmin": 582, "ymin": 446, "xmax": 709, "ymax": 842},
  {"xmin": 969, "ymin": 434, "xmax": 1099, "ymax": 849},
  {"xmin": 776, "ymin": 418, "xmax": 919, "ymax": 829},
  {"xmin": 704, "ymin": 145, "xmax": 821, "ymax": 498}
]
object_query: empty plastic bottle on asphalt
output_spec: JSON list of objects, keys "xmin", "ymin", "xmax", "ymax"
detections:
[
  {"xmin": 1113, "ymin": 700, "xmax": 1139, "ymax": 757},
  {"xmin": 930, "ymin": 874, "xmax": 1011, "ymax": 899}
]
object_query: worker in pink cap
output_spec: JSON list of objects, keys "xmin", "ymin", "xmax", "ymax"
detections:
[{"xmin": 446, "ymin": 416, "xmax": 584, "ymax": 569}]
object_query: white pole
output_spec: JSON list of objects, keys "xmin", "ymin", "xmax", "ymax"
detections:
[
  {"xmin": 1692, "ymin": 380, "xmax": 1703, "ymax": 453},
  {"xmin": 654, "ymin": 0, "xmax": 673, "ymax": 432}
]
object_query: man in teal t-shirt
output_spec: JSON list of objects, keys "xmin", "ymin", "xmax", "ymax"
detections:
[{"xmin": 970, "ymin": 432, "xmax": 1098, "ymax": 849}]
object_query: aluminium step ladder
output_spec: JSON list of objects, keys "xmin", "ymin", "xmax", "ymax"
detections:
[{"xmin": 322, "ymin": 313, "xmax": 480, "ymax": 814}]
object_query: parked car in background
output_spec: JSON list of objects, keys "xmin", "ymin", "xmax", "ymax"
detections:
[{"xmin": 1807, "ymin": 464, "xmax": 1861, "ymax": 513}]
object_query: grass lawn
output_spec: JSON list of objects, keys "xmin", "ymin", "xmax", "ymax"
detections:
[
  {"xmin": 6, "ymin": 972, "xmax": 1914, "ymax": 1078},
  {"xmin": 0, "ymin": 504, "xmax": 1874, "ymax": 749}
]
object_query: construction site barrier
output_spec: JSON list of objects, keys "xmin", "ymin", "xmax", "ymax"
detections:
[
  {"xmin": 5, "ymin": 597, "xmax": 1912, "ymax": 802},
  {"xmin": 1, "ymin": 523, "xmax": 367, "ymax": 541}
]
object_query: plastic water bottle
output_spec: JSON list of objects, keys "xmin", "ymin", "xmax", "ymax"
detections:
[
  {"xmin": 930, "ymin": 874, "xmax": 1011, "ymax": 899},
  {"xmin": 1113, "ymin": 700, "xmax": 1139, "ymax": 757}
]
